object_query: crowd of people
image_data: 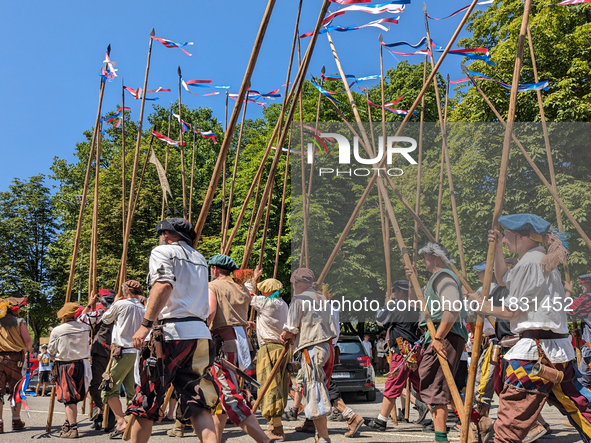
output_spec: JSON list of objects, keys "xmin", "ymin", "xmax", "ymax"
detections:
[{"xmin": 1, "ymin": 213, "xmax": 591, "ymax": 443}]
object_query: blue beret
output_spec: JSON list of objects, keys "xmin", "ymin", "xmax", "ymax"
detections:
[
  {"xmin": 473, "ymin": 261, "xmax": 487, "ymax": 272},
  {"xmin": 498, "ymin": 214, "xmax": 550, "ymax": 235},
  {"xmin": 208, "ymin": 254, "xmax": 239, "ymax": 271}
]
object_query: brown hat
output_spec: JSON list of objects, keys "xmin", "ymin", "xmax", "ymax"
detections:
[
  {"xmin": 124, "ymin": 280, "xmax": 144, "ymax": 295},
  {"xmin": 57, "ymin": 302, "xmax": 81, "ymax": 320},
  {"xmin": 290, "ymin": 268, "xmax": 315, "ymax": 285}
]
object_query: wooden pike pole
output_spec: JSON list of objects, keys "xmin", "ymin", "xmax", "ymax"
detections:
[
  {"xmin": 121, "ymin": 82, "xmax": 127, "ymax": 238},
  {"xmin": 460, "ymin": 1, "xmax": 532, "ymax": 441},
  {"xmin": 324, "ymin": 31, "xmax": 474, "ymax": 438},
  {"xmin": 160, "ymin": 105, "xmax": 173, "ymax": 221},
  {"xmin": 377, "ymin": 177, "xmax": 475, "ymax": 442},
  {"xmin": 193, "ymin": 0, "xmax": 277, "ymax": 245},
  {"xmin": 189, "ymin": 124, "xmax": 196, "ymax": 223},
  {"xmin": 221, "ymin": 89, "xmax": 229, "ymax": 251},
  {"xmin": 131, "ymin": 136, "xmax": 154, "ymax": 214},
  {"xmin": 222, "ymin": 0, "xmax": 317, "ymax": 256},
  {"xmin": 297, "ymin": 35, "xmax": 309, "ymax": 269},
  {"xmin": 177, "ymin": 66, "xmax": 188, "ymax": 219},
  {"xmin": 118, "ymin": 28, "xmax": 155, "ymax": 289},
  {"xmin": 91, "ymin": 123, "xmax": 102, "ymax": 297},
  {"xmin": 221, "ymin": 97, "xmax": 249, "ymax": 248},
  {"xmin": 316, "ymin": 0, "xmax": 480, "ymax": 285},
  {"xmin": 413, "ymin": 56, "xmax": 428, "ymax": 264},
  {"xmin": 64, "ymin": 60, "xmax": 107, "ymax": 303},
  {"xmin": 258, "ymin": 177, "xmax": 274, "ymax": 268},
  {"xmin": 241, "ymin": 0, "xmax": 332, "ymax": 265},
  {"xmin": 378, "ymin": 34, "xmax": 392, "ymax": 300},
  {"xmin": 424, "ymin": 5, "xmax": 467, "ymax": 276},
  {"xmin": 274, "ymin": 130, "xmax": 291, "ymax": 279}
]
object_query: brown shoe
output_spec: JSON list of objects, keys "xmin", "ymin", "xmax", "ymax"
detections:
[
  {"xmin": 265, "ymin": 425, "xmax": 285, "ymax": 442},
  {"xmin": 477, "ymin": 416, "xmax": 494, "ymax": 443},
  {"xmin": 344, "ymin": 414, "xmax": 364, "ymax": 438},
  {"xmin": 167, "ymin": 421, "xmax": 185, "ymax": 438},
  {"xmin": 60, "ymin": 424, "xmax": 79, "ymax": 438},
  {"xmin": 523, "ymin": 421, "xmax": 547, "ymax": 443},
  {"xmin": 295, "ymin": 418, "xmax": 316, "ymax": 434},
  {"xmin": 0, "ymin": 421, "xmax": 4, "ymax": 433},
  {"xmin": 12, "ymin": 419, "xmax": 25, "ymax": 431}
]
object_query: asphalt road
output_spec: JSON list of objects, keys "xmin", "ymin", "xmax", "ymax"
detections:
[{"xmin": 1, "ymin": 384, "xmax": 583, "ymax": 442}]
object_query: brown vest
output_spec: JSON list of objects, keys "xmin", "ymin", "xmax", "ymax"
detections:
[
  {"xmin": 209, "ymin": 276, "xmax": 250, "ymax": 332},
  {"xmin": 0, "ymin": 312, "xmax": 26, "ymax": 352}
]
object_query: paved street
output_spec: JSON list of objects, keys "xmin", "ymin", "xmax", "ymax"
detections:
[{"xmin": 2, "ymin": 384, "xmax": 583, "ymax": 442}]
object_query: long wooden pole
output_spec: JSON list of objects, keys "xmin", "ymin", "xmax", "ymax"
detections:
[
  {"xmin": 91, "ymin": 122, "xmax": 102, "ymax": 297},
  {"xmin": 177, "ymin": 66, "xmax": 188, "ymax": 219},
  {"xmin": 378, "ymin": 35, "xmax": 391, "ymax": 300},
  {"xmin": 221, "ymin": 90, "xmax": 229, "ymax": 251},
  {"xmin": 297, "ymin": 35, "xmax": 309, "ymax": 269},
  {"xmin": 316, "ymin": 0, "xmax": 480, "ymax": 284},
  {"xmin": 64, "ymin": 76, "xmax": 105, "ymax": 303},
  {"xmin": 258, "ymin": 177, "xmax": 274, "ymax": 268},
  {"xmin": 160, "ymin": 105, "xmax": 172, "ymax": 221},
  {"xmin": 222, "ymin": 97, "xmax": 249, "ymax": 246},
  {"xmin": 240, "ymin": 0, "xmax": 332, "ymax": 265},
  {"xmin": 376, "ymin": 178, "xmax": 475, "ymax": 441},
  {"xmin": 193, "ymin": 0, "xmax": 277, "ymax": 245},
  {"xmin": 131, "ymin": 136, "xmax": 154, "ymax": 214},
  {"xmin": 424, "ymin": 7, "xmax": 466, "ymax": 276},
  {"xmin": 413, "ymin": 57, "xmax": 428, "ymax": 264},
  {"xmin": 222, "ymin": 0, "xmax": 314, "ymax": 255},
  {"xmin": 274, "ymin": 131, "xmax": 291, "ymax": 279},
  {"xmin": 460, "ymin": 2, "xmax": 532, "ymax": 441},
  {"xmin": 121, "ymin": 83, "xmax": 126, "ymax": 240},
  {"xmin": 118, "ymin": 29, "xmax": 155, "ymax": 289},
  {"xmin": 189, "ymin": 125, "xmax": 196, "ymax": 223}
]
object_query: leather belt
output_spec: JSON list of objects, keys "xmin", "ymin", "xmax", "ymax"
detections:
[
  {"xmin": 211, "ymin": 326, "xmax": 237, "ymax": 341},
  {"xmin": 161, "ymin": 316, "xmax": 206, "ymax": 324},
  {"xmin": 520, "ymin": 330, "xmax": 568, "ymax": 340}
]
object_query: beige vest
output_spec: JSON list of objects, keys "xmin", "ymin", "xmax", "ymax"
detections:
[
  {"xmin": 0, "ymin": 313, "xmax": 26, "ymax": 352},
  {"xmin": 209, "ymin": 276, "xmax": 250, "ymax": 331}
]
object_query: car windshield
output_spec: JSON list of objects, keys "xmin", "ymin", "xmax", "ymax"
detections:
[{"xmin": 336, "ymin": 341, "xmax": 365, "ymax": 355}]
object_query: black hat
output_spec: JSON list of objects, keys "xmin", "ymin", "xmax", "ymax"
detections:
[
  {"xmin": 391, "ymin": 280, "xmax": 409, "ymax": 292},
  {"xmin": 156, "ymin": 218, "xmax": 196, "ymax": 245}
]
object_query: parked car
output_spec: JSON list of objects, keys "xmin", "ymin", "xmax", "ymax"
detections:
[{"xmin": 332, "ymin": 335, "xmax": 376, "ymax": 401}]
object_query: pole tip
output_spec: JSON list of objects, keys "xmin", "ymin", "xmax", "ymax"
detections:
[
  {"xmin": 447, "ymin": 73, "xmax": 450, "ymax": 83},
  {"xmin": 460, "ymin": 63, "xmax": 468, "ymax": 74},
  {"xmin": 150, "ymin": 28, "xmax": 155, "ymax": 36},
  {"xmin": 321, "ymin": 65, "xmax": 326, "ymax": 75},
  {"xmin": 422, "ymin": 2, "xmax": 427, "ymax": 13},
  {"xmin": 378, "ymin": 33, "xmax": 383, "ymax": 43},
  {"xmin": 107, "ymin": 44, "xmax": 111, "ymax": 55},
  {"xmin": 178, "ymin": 66, "xmax": 182, "ymax": 76}
]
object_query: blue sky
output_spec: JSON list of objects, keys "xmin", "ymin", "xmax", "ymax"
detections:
[{"xmin": 0, "ymin": 0, "xmax": 482, "ymax": 192}]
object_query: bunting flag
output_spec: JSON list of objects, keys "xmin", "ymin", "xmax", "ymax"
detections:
[
  {"xmin": 103, "ymin": 106, "xmax": 131, "ymax": 125},
  {"xmin": 181, "ymin": 77, "xmax": 213, "ymax": 95},
  {"xmin": 124, "ymin": 87, "xmax": 170, "ymax": 100},
  {"xmin": 310, "ymin": 80, "xmax": 346, "ymax": 105},
  {"xmin": 301, "ymin": 17, "xmax": 399, "ymax": 38},
  {"xmin": 558, "ymin": 0, "xmax": 591, "ymax": 4},
  {"xmin": 195, "ymin": 130, "xmax": 217, "ymax": 144},
  {"xmin": 172, "ymin": 113, "xmax": 192, "ymax": 132},
  {"xmin": 151, "ymin": 130, "xmax": 185, "ymax": 146},
  {"xmin": 11, "ymin": 374, "xmax": 30, "ymax": 417},
  {"xmin": 367, "ymin": 98, "xmax": 413, "ymax": 115},
  {"xmin": 322, "ymin": 1, "xmax": 407, "ymax": 26},
  {"xmin": 380, "ymin": 40, "xmax": 494, "ymax": 65},
  {"xmin": 426, "ymin": 0, "xmax": 493, "ymax": 20},
  {"xmin": 149, "ymin": 148, "xmax": 172, "ymax": 204},
  {"xmin": 150, "ymin": 36, "xmax": 194, "ymax": 56},
  {"xmin": 203, "ymin": 92, "xmax": 220, "ymax": 96},
  {"xmin": 248, "ymin": 88, "xmax": 282, "ymax": 98},
  {"xmin": 228, "ymin": 94, "xmax": 267, "ymax": 108},
  {"xmin": 272, "ymin": 146, "xmax": 319, "ymax": 160},
  {"xmin": 330, "ymin": 0, "xmax": 371, "ymax": 4},
  {"xmin": 101, "ymin": 52, "xmax": 118, "ymax": 82},
  {"xmin": 381, "ymin": 37, "xmax": 428, "ymax": 49},
  {"xmin": 293, "ymin": 123, "xmax": 336, "ymax": 143},
  {"xmin": 465, "ymin": 70, "xmax": 550, "ymax": 92}
]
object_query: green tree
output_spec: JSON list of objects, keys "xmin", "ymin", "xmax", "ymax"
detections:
[{"xmin": 0, "ymin": 175, "xmax": 59, "ymax": 347}]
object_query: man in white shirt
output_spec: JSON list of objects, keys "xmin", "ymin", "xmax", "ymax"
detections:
[
  {"xmin": 101, "ymin": 280, "xmax": 146, "ymax": 438},
  {"xmin": 48, "ymin": 302, "xmax": 91, "ymax": 439},
  {"xmin": 470, "ymin": 213, "xmax": 591, "ymax": 443},
  {"xmin": 127, "ymin": 218, "xmax": 218, "ymax": 443}
]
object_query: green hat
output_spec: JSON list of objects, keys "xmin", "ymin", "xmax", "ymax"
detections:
[{"xmin": 208, "ymin": 254, "xmax": 239, "ymax": 271}]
